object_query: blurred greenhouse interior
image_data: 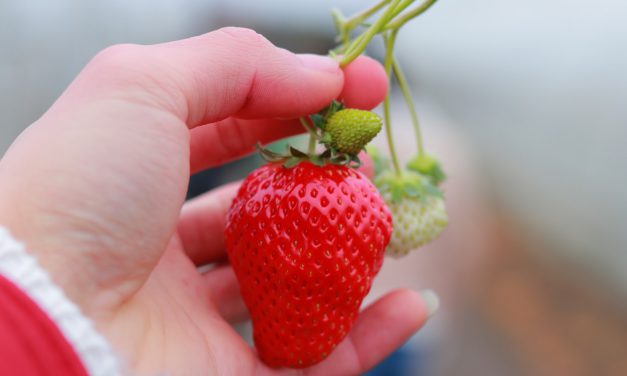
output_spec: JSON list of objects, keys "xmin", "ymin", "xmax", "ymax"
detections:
[{"xmin": 2, "ymin": 1, "xmax": 626, "ymax": 375}]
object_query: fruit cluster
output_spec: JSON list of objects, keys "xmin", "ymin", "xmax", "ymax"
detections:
[{"xmin": 223, "ymin": 0, "xmax": 448, "ymax": 368}]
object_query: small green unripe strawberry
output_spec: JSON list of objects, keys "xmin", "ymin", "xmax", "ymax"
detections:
[{"xmin": 326, "ymin": 109, "xmax": 383, "ymax": 154}]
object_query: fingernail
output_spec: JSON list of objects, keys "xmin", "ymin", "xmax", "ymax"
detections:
[
  {"xmin": 298, "ymin": 54, "xmax": 340, "ymax": 73},
  {"xmin": 419, "ymin": 289, "xmax": 440, "ymax": 318}
]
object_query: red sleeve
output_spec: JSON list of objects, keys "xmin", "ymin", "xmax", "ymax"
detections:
[{"xmin": 0, "ymin": 274, "xmax": 88, "ymax": 376}]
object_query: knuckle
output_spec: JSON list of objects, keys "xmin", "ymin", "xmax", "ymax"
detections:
[
  {"xmin": 88, "ymin": 43, "xmax": 147, "ymax": 74},
  {"xmin": 215, "ymin": 27, "xmax": 272, "ymax": 48},
  {"xmin": 83, "ymin": 44, "xmax": 186, "ymax": 115}
]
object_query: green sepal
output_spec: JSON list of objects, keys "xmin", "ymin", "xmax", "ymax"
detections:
[
  {"xmin": 391, "ymin": 187, "xmax": 403, "ymax": 202},
  {"xmin": 319, "ymin": 149, "xmax": 332, "ymax": 159},
  {"xmin": 325, "ymin": 100, "xmax": 345, "ymax": 118},
  {"xmin": 349, "ymin": 154, "xmax": 362, "ymax": 168},
  {"xmin": 310, "ymin": 157, "xmax": 326, "ymax": 167},
  {"xmin": 283, "ymin": 156, "xmax": 304, "ymax": 168},
  {"xmin": 257, "ymin": 143, "xmax": 313, "ymax": 168},
  {"xmin": 289, "ymin": 146, "xmax": 308, "ymax": 158},
  {"xmin": 375, "ymin": 169, "xmax": 443, "ymax": 204},
  {"xmin": 311, "ymin": 114, "xmax": 326, "ymax": 130},
  {"xmin": 257, "ymin": 143, "xmax": 287, "ymax": 163},
  {"xmin": 256, "ymin": 101, "xmax": 381, "ymax": 170},
  {"xmin": 407, "ymin": 154, "xmax": 446, "ymax": 185},
  {"xmin": 331, "ymin": 153, "xmax": 350, "ymax": 165}
]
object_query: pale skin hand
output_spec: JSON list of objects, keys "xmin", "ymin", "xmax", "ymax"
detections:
[{"xmin": 0, "ymin": 27, "xmax": 430, "ymax": 375}]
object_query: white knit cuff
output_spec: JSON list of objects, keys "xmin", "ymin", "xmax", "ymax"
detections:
[{"xmin": 0, "ymin": 226, "xmax": 122, "ymax": 376}]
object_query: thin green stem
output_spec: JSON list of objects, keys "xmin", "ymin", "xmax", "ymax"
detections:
[
  {"xmin": 299, "ymin": 117, "xmax": 314, "ymax": 134},
  {"xmin": 339, "ymin": 0, "xmax": 402, "ymax": 67},
  {"xmin": 393, "ymin": 57, "xmax": 425, "ymax": 156},
  {"xmin": 384, "ymin": 0, "xmax": 438, "ymax": 30},
  {"xmin": 308, "ymin": 135, "xmax": 317, "ymax": 155},
  {"xmin": 331, "ymin": 8, "xmax": 345, "ymax": 33},
  {"xmin": 344, "ymin": 0, "xmax": 393, "ymax": 30},
  {"xmin": 300, "ymin": 117, "xmax": 318, "ymax": 155},
  {"xmin": 388, "ymin": 0, "xmax": 417, "ymax": 22},
  {"xmin": 331, "ymin": 8, "xmax": 351, "ymax": 50},
  {"xmin": 338, "ymin": 0, "xmax": 408, "ymax": 56},
  {"xmin": 383, "ymin": 29, "xmax": 403, "ymax": 176},
  {"xmin": 340, "ymin": 32, "xmax": 365, "ymax": 59},
  {"xmin": 341, "ymin": 29, "xmax": 364, "ymax": 53},
  {"xmin": 341, "ymin": 31, "xmax": 351, "ymax": 48}
]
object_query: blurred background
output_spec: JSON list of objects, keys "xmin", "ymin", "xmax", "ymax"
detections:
[{"xmin": 2, "ymin": 0, "xmax": 626, "ymax": 375}]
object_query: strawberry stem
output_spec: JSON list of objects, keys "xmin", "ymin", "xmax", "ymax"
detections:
[
  {"xmin": 331, "ymin": 9, "xmax": 351, "ymax": 48},
  {"xmin": 344, "ymin": 0, "xmax": 392, "ymax": 31},
  {"xmin": 382, "ymin": 29, "xmax": 403, "ymax": 177},
  {"xmin": 299, "ymin": 117, "xmax": 315, "ymax": 135},
  {"xmin": 300, "ymin": 117, "xmax": 319, "ymax": 156},
  {"xmin": 308, "ymin": 134, "xmax": 317, "ymax": 155},
  {"xmin": 392, "ymin": 57, "xmax": 425, "ymax": 157},
  {"xmin": 389, "ymin": 0, "xmax": 417, "ymax": 21},
  {"xmin": 383, "ymin": 0, "xmax": 439, "ymax": 31},
  {"xmin": 325, "ymin": 0, "xmax": 442, "ymax": 174},
  {"xmin": 339, "ymin": 0, "xmax": 403, "ymax": 67},
  {"xmin": 300, "ymin": 117, "xmax": 318, "ymax": 157}
]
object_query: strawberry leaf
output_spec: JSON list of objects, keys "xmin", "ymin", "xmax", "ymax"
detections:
[
  {"xmin": 319, "ymin": 149, "xmax": 332, "ymax": 159},
  {"xmin": 310, "ymin": 156, "xmax": 326, "ymax": 167},
  {"xmin": 392, "ymin": 186, "xmax": 404, "ymax": 203},
  {"xmin": 311, "ymin": 114, "xmax": 326, "ymax": 130}
]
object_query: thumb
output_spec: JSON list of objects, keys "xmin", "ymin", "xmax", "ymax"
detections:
[{"xmin": 52, "ymin": 27, "xmax": 345, "ymax": 128}]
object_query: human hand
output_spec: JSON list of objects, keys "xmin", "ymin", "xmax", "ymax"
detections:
[{"xmin": 0, "ymin": 28, "xmax": 431, "ymax": 375}]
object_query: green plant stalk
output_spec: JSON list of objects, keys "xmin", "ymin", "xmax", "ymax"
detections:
[
  {"xmin": 331, "ymin": 8, "xmax": 350, "ymax": 49},
  {"xmin": 308, "ymin": 135, "xmax": 317, "ymax": 155},
  {"xmin": 392, "ymin": 57, "xmax": 425, "ymax": 157},
  {"xmin": 344, "ymin": 0, "xmax": 393, "ymax": 30},
  {"xmin": 300, "ymin": 117, "xmax": 319, "ymax": 155},
  {"xmin": 389, "ymin": 0, "xmax": 418, "ymax": 20},
  {"xmin": 340, "ymin": 0, "xmax": 402, "ymax": 67},
  {"xmin": 340, "ymin": 28, "xmax": 350, "ymax": 49},
  {"xmin": 383, "ymin": 29, "xmax": 403, "ymax": 176},
  {"xmin": 334, "ymin": 0, "xmax": 395, "ymax": 53},
  {"xmin": 339, "ymin": 0, "xmax": 417, "ymax": 65},
  {"xmin": 338, "ymin": 32, "xmax": 366, "ymax": 59},
  {"xmin": 332, "ymin": 0, "xmax": 437, "ymax": 172},
  {"xmin": 384, "ymin": 0, "xmax": 438, "ymax": 30}
]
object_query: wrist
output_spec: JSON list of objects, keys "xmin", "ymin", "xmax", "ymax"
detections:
[{"xmin": 0, "ymin": 226, "xmax": 122, "ymax": 376}]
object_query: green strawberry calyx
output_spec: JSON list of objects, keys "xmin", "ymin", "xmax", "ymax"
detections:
[
  {"xmin": 407, "ymin": 154, "xmax": 446, "ymax": 185},
  {"xmin": 375, "ymin": 169, "xmax": 443, "ymax": 204},
  {"xmin": 258, "ymin": 101, "xmax": 382, "ymax": 169}
]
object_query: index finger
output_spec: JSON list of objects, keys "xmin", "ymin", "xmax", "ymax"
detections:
[
  {"xmin": 60, "ymin": 28, "xmax": 343, "ymax": 128},
  {"xmin": 189, "ymin": 55, "xmax": 388, "ymax": 172}
]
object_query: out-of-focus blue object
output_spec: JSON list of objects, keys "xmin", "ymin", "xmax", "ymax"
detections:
[{"xmin": 365, "ymin": 343, "xmax": 426, "ymax": 376}]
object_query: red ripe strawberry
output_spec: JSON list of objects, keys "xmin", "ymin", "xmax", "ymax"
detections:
[{"xmin": 225, "ymin": 161, "xmax": 393, "ymax": 368}]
